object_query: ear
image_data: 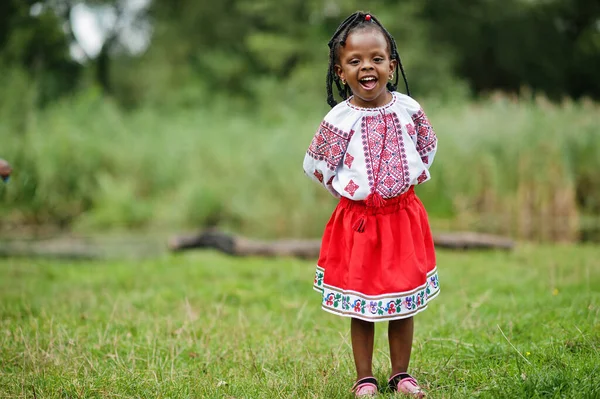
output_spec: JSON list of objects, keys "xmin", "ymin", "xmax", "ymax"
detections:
[
  {"xmin": 335, "ymin": 64, "xmax": 345, "ymax": 82},
  {"xmin": 389, "ymin": 59, "xmax": 397, "ymax": 76}
]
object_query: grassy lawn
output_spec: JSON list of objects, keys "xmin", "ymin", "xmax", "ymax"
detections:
[{"xmin": 1, "ymin": 245, "xmax": 599, "ymax": 398}]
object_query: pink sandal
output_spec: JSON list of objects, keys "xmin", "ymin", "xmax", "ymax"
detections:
[
  {"xmin": 388, "ymin": 373, "xmax": 425, "ymax": 397},
  {"xmin": 352, "ymin": 376, "xmax": 379, "ymax": 397}
]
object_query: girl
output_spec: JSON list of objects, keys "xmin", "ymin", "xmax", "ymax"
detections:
[{"xmin": 303, "ymin": 11, "xmax": 439, "ymax": 398}]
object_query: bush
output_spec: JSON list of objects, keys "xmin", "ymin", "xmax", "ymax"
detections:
[{"xmin": 1, "ymin": 87, "xmax": 598, "ymax": 242}]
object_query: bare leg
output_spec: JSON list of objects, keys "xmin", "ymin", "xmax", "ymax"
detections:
[
  {"xmin": 388, "ymin": 317, "xmax": 414, "ymax": 376},
  {"xmin": 351, "ymin": 318, "xmax": 375, "ymax": 379}
]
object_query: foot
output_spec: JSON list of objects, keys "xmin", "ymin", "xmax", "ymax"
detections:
[
  {"xmin": 352, "ymin": 376, "xmax": 379, "ymax": 397},
  {"xmin": 388, "ymin": 373, "xmax": 425, "ymax": 398}
]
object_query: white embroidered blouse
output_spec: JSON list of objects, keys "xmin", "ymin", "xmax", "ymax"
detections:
[{"xmin": 303, "ymin": 91, "xmax": 437, "ymax": 200}]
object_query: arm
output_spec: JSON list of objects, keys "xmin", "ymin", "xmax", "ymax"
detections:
[{"xmin": 303, "ymin": 121, "xmax": 353, "ymax": 198}]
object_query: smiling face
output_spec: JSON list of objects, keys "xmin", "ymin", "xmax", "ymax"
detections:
[{"xmin": 335, "ymin": 27, "xmax": 397, "ymax": 108}]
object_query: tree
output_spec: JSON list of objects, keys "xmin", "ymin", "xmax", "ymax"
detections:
[
  {"xmin": 0, "ymin": 0, "xmax": 80, "ymax": 104},
  {"xmin": 422, "ymin": 0, "xmax": 600, "ymax": 100}
]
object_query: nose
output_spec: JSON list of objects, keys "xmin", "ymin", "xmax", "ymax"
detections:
[{"xmin": 361, "ymin": 60, "xmax": 374, "ymax": 70}]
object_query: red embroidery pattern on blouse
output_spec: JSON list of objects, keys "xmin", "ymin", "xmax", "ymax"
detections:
[
  {"xmin": 307, "ymin": 122, "xmax": 354, "ymax": 171},
  {"xmin": 417, "ymin": 171, "xmax": 428, "ymax": 184},
  {"xmin": 412, "ymin": 109, "xmax": 437, "ymax": 157},
  {"xmin": 344, "ymin": 153, "xmax": 354, "ymax": 169},
  {"xmin": 344, "ymin": 179, "xmax": 359, "ymax": 196},
  {"xmin": 361, "ymin": 113, "xmax": 410, "ymax": 198},
  {"xmin": 314, "ymin": 170, "xmax": 324, "ymax": 182}
]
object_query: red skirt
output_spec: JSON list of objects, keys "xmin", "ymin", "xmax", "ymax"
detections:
[{"xmin": 313, "ymin": 187, "xmax": 439, "ymax": 322}]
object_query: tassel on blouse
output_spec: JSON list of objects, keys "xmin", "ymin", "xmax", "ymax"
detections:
[
  {"xmin": 353, "ymin": 192, "xmax": 386, "ymax": 232},
  {"xmin": 366, "ymin": 191, "xmax": 385, "ymax": 208}
]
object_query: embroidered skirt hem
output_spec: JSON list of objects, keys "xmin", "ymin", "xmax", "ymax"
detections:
[{"xmin": 314, "ymin": 266, "xmax": 439, "ymax": 322}]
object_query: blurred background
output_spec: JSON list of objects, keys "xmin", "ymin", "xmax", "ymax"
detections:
[{"xmin": 0, "ymin": 0, "xmax": 599, "ymax": 244}]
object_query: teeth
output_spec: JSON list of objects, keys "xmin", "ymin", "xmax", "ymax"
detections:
[{"xmin": 361, "ymin": 77, "xmax": 376, "ymax": 82}]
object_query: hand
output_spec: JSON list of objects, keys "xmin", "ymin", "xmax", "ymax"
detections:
[{"xmin": 0, "ymin": 158, "xmax": 12, "ymax": 182}]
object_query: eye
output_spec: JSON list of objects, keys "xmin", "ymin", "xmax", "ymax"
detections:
[
  {"xmin": 374, "ymin": 57, "xmax": 384, "ymax": 63},
  {"xmin": 349, "ymin": 59, "xmax": 360, "ymax": 65}
]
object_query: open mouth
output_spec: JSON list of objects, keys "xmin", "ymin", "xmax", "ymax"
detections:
[{"xmin": 359, "ymin": 76, "xmax": 378, "ymax": 90}]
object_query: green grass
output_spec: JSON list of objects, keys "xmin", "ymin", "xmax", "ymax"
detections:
[{"xmin": 1, "ymin": 245, "xmax": 599, "ymax": 398}]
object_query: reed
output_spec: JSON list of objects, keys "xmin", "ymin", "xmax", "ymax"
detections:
[{"xmin": 1, "ymin": 91, "xmax": 598, "ymax": 241}]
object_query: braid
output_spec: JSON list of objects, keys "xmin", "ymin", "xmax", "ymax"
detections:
[
  {"xmin": 326, "ymin": 13, "xmax": 361, "ymax": 107},
  {"xmin": 326, "ymin": 49, "xmax": 337, "ymax": 107},
  {"xmin": 325, "ymin": 11, "xmax": 411, "ymax": 107}
]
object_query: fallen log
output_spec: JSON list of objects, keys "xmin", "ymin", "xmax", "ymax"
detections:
[
  {"xmin": 168, "ymin": 229, "xmax": 514, "ymax": 258},
  {"xmin": 0, "ymin": 235, "xmax": 166, "ymax": 260}
]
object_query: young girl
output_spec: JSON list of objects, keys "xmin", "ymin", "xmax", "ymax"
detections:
[{"xmin": 303, "ymin": 11, "xmax": 439, "ymax": 398}]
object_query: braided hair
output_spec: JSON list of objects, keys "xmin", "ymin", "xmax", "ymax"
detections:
[{"xmin": 326, "ymin": 11, "xmax": 410, "ymax": 108}]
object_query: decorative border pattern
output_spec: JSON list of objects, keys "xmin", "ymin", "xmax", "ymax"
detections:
[
  {"xmin": 307, "ymin": 122, "xmax": 354, "ymax": 171},
  {"xmin": 313, "ymin": 266, "xmax": 439, "ymax": 322},
  {"xmin": 345, "ymin": 93, "xmax": 398, "ymax": 112},
  {"xmin": 411, "ymin": 109, "xmax": 437, "ymax": 157},
  {"xmin": 361, "ymin": 113, "xmax": 411, "ymax": 198}
]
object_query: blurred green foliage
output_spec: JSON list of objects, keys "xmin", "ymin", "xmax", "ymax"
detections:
[
  {"xmin": 1, "ymin": 0, "xmax": 599, "ymax": 108},
  {"xmin": 423, "ymin": 0, "xmax": 600, "ymax": 100},
  {"xmin": 1, "ymin": 90, "xmax": 599, "ymax": 242},
  {"xmin": 0, "ymin": 0, "xmax": 599, "ymax": 241},
  {"xmin": 0, "ymin": 0, "xmax": 80, "ymax": 105}
]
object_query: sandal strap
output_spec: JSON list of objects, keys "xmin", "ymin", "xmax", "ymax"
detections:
[
  {"xmin": 388, "ymin": 372, "xmax": 409, "ymax": 391},
  {"xmin": 352, "ymin": 376, "xmax": 378, "ymax": 392},
  {"xmin": 388, "ymin": 372, "xmax": 419, "ymax": 390},
  {"xmin": 388, "ymin": 373, "xmax": 425, "ymax": 397}
]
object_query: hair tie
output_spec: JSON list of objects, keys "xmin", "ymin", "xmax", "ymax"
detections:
[{"xmin": 365, "ymin": 14, "xmax": 371, "ymax": 21}]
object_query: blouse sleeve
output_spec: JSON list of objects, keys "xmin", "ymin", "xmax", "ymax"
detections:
[
  {"xmin": 411, "ymin": 108, "xmax": 437, "ymax": 168},
  {"xmin": 402, "ymin": 96, "xmax": 438, "ymax": 169},
  {"xmin": 303, "ymin": 120, "xmax": 353, "ymax": 198}
]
